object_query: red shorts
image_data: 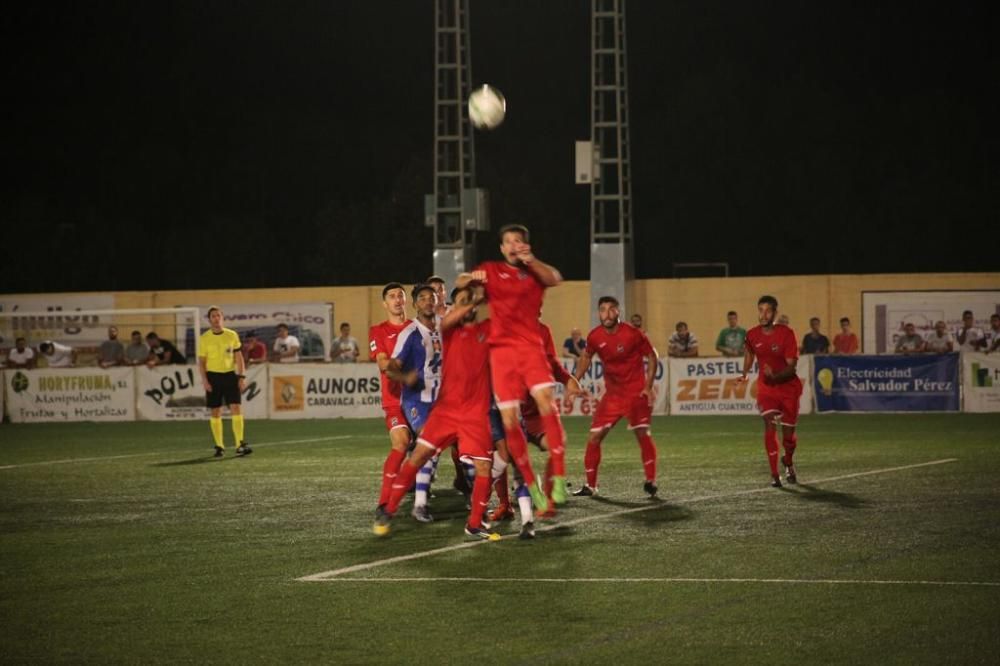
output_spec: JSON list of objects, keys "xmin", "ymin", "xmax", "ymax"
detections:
[
  {"xmin": 591, "ymin": 392, "xmax": 652, "ymax": 432},
  {"xmin": 383, "ymin": 404, "xmax": 409, "ymax": 433},
  {"xmin": 417, "ymin": 408, "xmax": 494, "ymax": 461},
  {"xmin": 756, "ymin": 389, "xmax": 800, "ymax": 427},
  {"xmin": 490, "ymin": 345, "xmax": 555, "ymax": 408}
]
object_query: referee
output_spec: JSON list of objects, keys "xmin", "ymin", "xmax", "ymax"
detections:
[{"xmin": 198, "ymin": 306, "xmax": 251, "ymax": 457}]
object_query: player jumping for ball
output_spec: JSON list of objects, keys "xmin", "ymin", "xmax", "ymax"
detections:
[{"xmin": 739, "ymin": 295, "xmax": 803, "ymax": 487}]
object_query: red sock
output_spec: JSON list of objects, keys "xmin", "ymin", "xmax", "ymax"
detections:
[
  {"xmin": 504, "ymin": 422, "xmax": 536, "ymax": 487},
  {"xmin": 386, "ymin": 461, "xmax": 420, "ymax": 515},
  {"xmin": 540, "ymin": 412, "xmax": 566, "ymax": 477},
  {"xmin": 493, "ymin": 468, "xmax": 510, "ymax": 507},
  {"xmin": 764, "ymin": 429, "xmax": 780, "ymax": 476},
  {"xmin": 584, "ymin": 441, "xmax": 602, "ymax": 488},
  {"xmin": 782, "ymin": 433, "xmax": 798, "ymax": 466},
  {"xmin": 378, "ymin": 448, "xmax": 406, "ymax": 506},
  {"xmin": 636, "ymin": 431, "xmax": 657, "ymax": 482},
  {"xmin": 468, "ymin": 475, "xmax": 491, "ymax": 529}
]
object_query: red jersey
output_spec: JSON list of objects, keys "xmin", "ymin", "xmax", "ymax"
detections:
[
  {"xmin": 833, "ymin": 332, "xmax": 859, "ymax": 354},
  {"xmin": 368, "ymin": 318, "xmax": 411, "ymax": 410},
  {"xmin": 540, "ymin": 322, "xmax": 573, "ymax": 384},
  {"xmin": 476, "ymin": 260, "xmax": 546, "ymax": 348},
  {"xmin": 436, "ymin": 319, "xmax": 492, "ymax": 413},
  {"xmin": 241, "ymin": 340, "xmax": 267, "ymax": 363},
  {"xmin": 745, "ymin": 324, "xmax": 803, "ymax": 394},
  {"xmin": 585, "ymin": 322, "xmax": 654, "ymax": 397}
]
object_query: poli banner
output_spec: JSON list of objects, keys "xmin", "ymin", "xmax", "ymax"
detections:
[
  {"xmin": 963, "ymin": 352, "xmax": 1000, "ymax": 413},
  {"xmin": 136, "ymin": 363, "xmax": 268, "ymax": 420},
  {"xmin": 5, "ymin": 367, "xmax": 134, "ymax": 423},
  {"xmin": 269, "ymin": 363, "xmax": 382, "ymax": 419},
  {"xmin": 554, "ymin": 357, "xmax": 669, "ymax": 417},
  {"xmin": 814, "ymin": 354, "xmax": 959, "ymax": 412},
  {"xmin": 669, "ymin": 357, "xmax": 814, "ymax": 416}
]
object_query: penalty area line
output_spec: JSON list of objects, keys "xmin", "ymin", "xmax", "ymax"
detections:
[
  {"xmin": 297, "ymin": 457, "xmax": 959, "ymax": 582},
  {"xmin": 309, "ymin": 576, "xmax": 1000, "ymax": 588}
]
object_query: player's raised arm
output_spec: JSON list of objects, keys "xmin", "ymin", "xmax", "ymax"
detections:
[{"xmin": 518, "ymin": 246, "xmax": 563, "ymax": 287}]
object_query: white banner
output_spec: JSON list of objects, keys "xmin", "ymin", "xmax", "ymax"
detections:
[
  {"xmin": 181, "ymin": 302, "xmax": 333, "ymax": 362},
  {"xmin": 5, "ymin": 366, "xmax": 135, "ymax": 423},
  {"xmin": 0, "ymin": 293, "xmax": 115, "ymax": 348},
  {"xmin": 135, "ymin": 363, "xmax": 269, "ymax": 421},
  {"xmin": 669, "ymin": 356, "xmax": 813, "ymax": 416},
  {"xmin": 552, "ymin": 357, "xmax": 669, "ymax": 417},
  {"xmin": 963, "ymin": 352, "xmax": 1000, "ymax": 413},
  {"xmin": 269, "ymin": 363, "xmax": 382, "ymax": 419},
  {"xmin": 862, "ymin": 291, "xmax": 1000, "ymax": 354}
]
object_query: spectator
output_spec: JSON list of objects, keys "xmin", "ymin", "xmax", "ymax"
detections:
[
  {"xmin": 832, "ymin": 317, "xmax": 860, "ymax": 355},
  {"xmin": 983, "ymin": 314, "xmax": 1000, "ymax": 354},
  {"xmin": 97, "ymin": 326, "xmax": 125, "ymax": 368},
  {"xmin": 6, "ymin": 337, "xmax": 36, "ymax": 369},
  {"xmin": 630, "ymin": 313, "xmax": 644, "ymax": 330},
  {"xmin": 955, "ymin": 310, "xmax": 985, "ymax": 352},
  {"xmin": 777, "ymin": 314, "xmax": 791, "ymax": 327},
  {"xmin": 715, "ymin": 310, "xmax": 746, "ymax": 357},
  {"xmin": 800, "ymin": 317, "xmax": 831, "ymax": 354},
  {"xmin": 562, "ymin": 327, "xmax": 586, "ymax": 357},
  {"xmin": 39, "ymin": 340, "xmax": 76, "ymax": 367},
  {"xmin": 125, "ymin": 330, "xmax": 149, "ymax": 365},
  {"xmin": 924, "ymin": 321, "xmax": 954, "ymax": 354},
  {"xmin": 146, "ymin": 332, "xmax": 187, "ymax": 365},
  {"xmin": 895, "ymin": 323, "xmax": 925, "ymax": 354},
  {"xmin": 272, "ymin": 323, "xmax": 300, "ymax": 363},
  {"xmin": 241, "ymin": 330, "xmax": 268, "ymax": 365},
  {"xmin": 668, "ymin": 321, "xmax": 699, "ymax": 358},
  {"xmin": 332, "ymin": 322, "xmax": 360, "ymax": 363}
]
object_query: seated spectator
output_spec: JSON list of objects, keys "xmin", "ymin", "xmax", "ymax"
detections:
[
  {"xmin": 98, "ymin": 326, "xmax": 125, "ymax": 368},
  {"xmin": 241, "ymin": 330, "xmax": 268, "ymax": 365},
  {"xmin": 668, "ymin": 321, "xmax": 699, "ymax": 358},
  {"xmin": 832, "ymin": 317, "xmax": 859, "ymax": 354},
  {"xmin": 985, "ymin": 314, "xmax": 1000, "ymax": 354},
  {"xmin": 562, "ymin": 328, "xmax": 586, "ymax": 357},
  {"xmin": 146, "ymin": 332, "xmax": 187, "ymax": 365},
  {"xmin": 630, "ymin": 313, "xmax": 644, "ymax": 330},
  {"xmin": 895, "ymin": 323, "xmax": 925, "ymax": 354},
  {"xmin": 6, "ymin": 337, "xmax": 36, "ymax": 369},
  {"xmin": 332, "ymin": 322, "xmax": 360, "ymax": 363},
  {"xmin": 125, "ymin": 330, "xmax": 150, "ymax": 365},
  {"xmin": 955, "ymin": 310, "xmax": 985, "ymax": 352},
  {"xmin": 777, "ymin": 314, "xmax": 791, "ymax": 327},
  {"xmin": 924, "ymin": 321, "xmax": 954, "ymax": 354},
  {"xmin": 272, "ymin": 323, "xmax": 300, "ymax": 363},
  {"xmin": 800, "ymin": 317, "xmax": 831, "ymax": 354},
  {"xmin": 715, "ymin": 311, "xmax": 746, "ymax": 357},
  {"xmin": 39, "ymin": 340, "xmax": 76, "ymax": 367}
]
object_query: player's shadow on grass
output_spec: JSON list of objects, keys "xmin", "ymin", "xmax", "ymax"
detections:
[
  {"xmin": 150, "ymin": 456, "xmax": 231, "ymax": 467},
  {"xmin": 782, "ymin": 483, "xmax": 867, "ymax": 509},
  {"xmin": 622, "ymin": 502, "xmax": 695, "ymax": 527},
  {"xmin": 591, "ymin": 495, "xmax": 659, "ymax": 510}
]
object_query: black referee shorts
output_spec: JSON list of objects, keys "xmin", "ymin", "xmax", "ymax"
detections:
[{"xmin": 206, "ymin": 371, "xmax": 242, "ymax": 408}]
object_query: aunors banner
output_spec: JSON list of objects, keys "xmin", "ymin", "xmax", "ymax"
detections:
[
  {"xmin": 135, "ymin": 363, "xmax": 269, "ymax": 420},
  {"xmin": 963, "ymin": 352, "xmax": 1000, "ymax": 413},
  {"xmin": 5, "ymin": 367, "xmax": 134, "ymax": 423},
  {"xmin": 269, "ymin": 363, "xmax": 382, "ymax": 419},
  {"xmin": 814, "ymin": 354, "xmax": 959, "ymax": 412},
  {"xmin": 668, "ymin": 357, "xmax": 814, "ymax": 416}
]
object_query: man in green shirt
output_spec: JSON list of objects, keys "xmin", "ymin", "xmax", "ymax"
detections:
[{"xmin": 715, "ymin": 310, "xmax": 747, "ymax": 357}]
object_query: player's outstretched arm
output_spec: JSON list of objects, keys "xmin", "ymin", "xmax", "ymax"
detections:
[{"xmin": 522, "ymin": 256, "xmax": 562, "ymax": 287}]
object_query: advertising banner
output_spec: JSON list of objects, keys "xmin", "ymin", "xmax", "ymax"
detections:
[
  {"xmin": 135, "ymin": 363, "xmax": 269, "ymax": 420},
  {"xmin": 963, "ymin": 352, "xmax": 1000, "ymax": 413},
  {"xmin": 862, "ymin": 291, "xmax": 1000, "ymax": 354},
  {"xmin": 813, "ymin": 354, "xmax": 959, "ymax": 412},
  {"xmin": 269, "ymin": 363, "xmax": 382, "ymax": 419},
  {"xmin": 5, "ymin": 367, "xmax": 135, "ymax": 423},
  {"xmin": 0, "ymin": 293, "xmax": 115, "ymax": 348},
  {"xmin": 554, "ymin": 357, "xmax": 669, "ymax": 417},
  {"xmin": 669, "ymin": 356, "xmax": 814, "ymax": 416},
  {"xmin": 181, "ymin": 303, "xmax": 333, "ymax": 361}
]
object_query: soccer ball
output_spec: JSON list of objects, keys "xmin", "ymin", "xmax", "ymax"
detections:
[{"xmin": 468, "ymin": 84, "xmax": 506, "ymax": 130}]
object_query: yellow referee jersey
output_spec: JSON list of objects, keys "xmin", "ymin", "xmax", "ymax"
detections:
[{"xmin": 198, "ymin": 328, "xmax": 242, "ymax": 373}]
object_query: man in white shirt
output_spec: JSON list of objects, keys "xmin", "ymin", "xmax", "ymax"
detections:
[
  {"xmin": 332, "ymin": 322, "xmax": 359, "ymax": 363},
  {"xmin": 39, "ymin": 341, "xmax": 76, "ymax": 367},
  {"xmin": 924, "ymin": 321, "xmax": 954, "ymax": 354},
  {"xmin": 983, "ymin": 314, "xmax": 1000, "ymax": 354},
  {"xmin": 6, "ymin": 337, "xmax": 36, "ymax": 368},
  {"xmin": 667, "ymin": 321, "xmax": 699, "ymax": 358},
  {"xmin": 955, "ymin": 310, "xmax": 985, "ymax": 352},
  {"xmin": 272, "ymin": 323, "xmax": 300, "ymax": 363}
]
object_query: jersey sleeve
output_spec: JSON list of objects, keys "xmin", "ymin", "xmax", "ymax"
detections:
[
  {"xmin": 585, "ymin": 330, "xmax": 599, "ymax": 356},
  {"xmin": 230, "ymin": 330, "xmax": 242, "ymax": 351},
  {"xmin": 785, "ymin": 329, "xmax": 800, "ymax": 359},
  {"xmin": 636, "ymin": 329, "xmax": 654, "ymax": 356},
  {"xmin": 368, "ymin": 326, "xmax": 382, "ymax": 361}
]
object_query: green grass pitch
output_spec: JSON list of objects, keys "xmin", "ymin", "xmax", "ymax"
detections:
[{"xmin": 1, "ymin": 414, "xmax": 998, "ymax": 664}]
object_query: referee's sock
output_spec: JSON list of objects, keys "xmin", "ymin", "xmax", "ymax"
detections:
[
  {"xmin": 232, "ymin": 414, "xmax": 245, "ymax": 443},
  {"xmin": 210, "ymin": 417, "xmax": 224, "ymax": 448}
]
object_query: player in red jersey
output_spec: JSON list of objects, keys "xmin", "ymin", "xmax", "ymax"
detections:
[
  {"xmin": 462, "ymin": 224, "xmax": 568, "ymax": 512},
  {"xmin": 369, "ymin": 282, "xmax": 413, "ymax": 515},
  {"xmin": 374, "ymin": 286, "xmax": 500, "ymax": 541},
  {"xmin": 739, "ymin": 295, "xmax": 804, "ymax": 487},
  {"xmin": 570, "ymin": 296, "xmax": 660, "ymax": 497}
]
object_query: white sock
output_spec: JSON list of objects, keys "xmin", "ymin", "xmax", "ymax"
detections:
[
  {"xmin": 515, "ymin": 483, "xmax": 533, "ymax": 524},
  {"xmin": 491, "ymin": 451, "xmax": 508, "ymax": 480},
  {"xmin": 414, "ymin": 454, "xmax": 439, "ymax": 508}
]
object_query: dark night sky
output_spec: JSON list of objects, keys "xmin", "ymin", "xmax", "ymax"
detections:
[{"xmin": 3, "ymin": 1, "xmax": 996, "ymax": 293}]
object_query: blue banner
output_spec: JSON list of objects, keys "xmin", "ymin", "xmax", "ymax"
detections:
[{"xmin": 814, "ymin": 354, "xmax": 960, "ymax": 412}]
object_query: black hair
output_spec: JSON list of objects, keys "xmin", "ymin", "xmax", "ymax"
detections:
[
  {"xmin": 840, "ymin": 317, "xmax": 850, "ymax": 324},
  {"xmin": 498, "ymin": 223, "xmax": 529, "ymax": 243},
  {"xmin": 276, "ymin": 323, "xmax": 289, "ymax": 331},
  {"xmin": 758, "ymin": 295, "xmax": 778, "ymax": 309},
  {"xmin": 39, "ymin": 342, "xmax": 53, "ymax": 352},
  {"xmin": 206, "ymin": 306, "xmax": 221, "ymax": 317},
  {"xmin": 963, "ymin": 310, "xmax": 973, "ymax": 317},
  {"xmin": 809, "ymin": 317, "xmax": 820, "ymax": 324},
  {"xmin": 412, "ymin": 283, "xmax": 435, "ymax": 301},
  {"xmin": 340, "ymin": 322, "xmax": 350, "ymax": 329},
  {"xmin": 597, "ymin": 296, "xmax": 619, "ymax": 307},
  {"xmin": 382, "ymin": 282, "xmax": 404, "ymax": 299},
  {"xmin": 727, "ymin": 310, "xmax": 737, "ymax": 317},
  {"xmin": 450, "ymin": 286, "xmax": 469, "ymax": 303},
  {"xmin": 425, "ymin": 275, "xmax": 446, "ymax": 285}
]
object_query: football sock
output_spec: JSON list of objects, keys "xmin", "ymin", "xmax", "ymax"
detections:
[
  {"xmin": 463, "ymin": 460, "xmax": 477, "ymax": 487},
  {"xmin": 468, "ymin": 475, "xmax": 491, "ymax": 529},
  {"xmin": 540, "ymin": 412, "xmax": 566, "ymax": 477},
  {"xmin": 231, "ymin": 414, "xmax": 244, "ymax": 443},
  {"xmin": 544, "ymin": 457, "xmax": 554, "ymax": 497},
  {"xmin": 782, "ymin": 433, "xmax": 798, "ymax": 465},
  {"xmin": 514, "ymin": 482, "xmax": 533, "ymax": 524},
  {"xmin": 379, "ymin": 448, "xmax": 407, "ymax": 507},
  {"xmin": 414, "ymin": 453, "xmax": 439, "ymax": 508},
  {"xmin": 491, "ymin": 451, "xmax": 508, "ymax": 480},
  {"xmin": 210, "ymin": 416, "xmax": 224, "ymax": 448},
  {"xmin": 503, "ymin": 421, "xmax": 537, "ymax": 487},
  {"xmin": 493, "ymin": 467, "xmax": 510, "ymax": 507},
  {"xmin": 764, "ymin": 429, "xmax": 780, "ymax": 476},
  {"xmin": 387, "ymin": 461, "xmax": 421, "ymax": 515},
  {"xmin": 584, "ymin": 441, "xmax": 602, "ymax": 488},
  {"xmin": 636, "ymin": 431, "xmax": 657, "ymax": 482}
]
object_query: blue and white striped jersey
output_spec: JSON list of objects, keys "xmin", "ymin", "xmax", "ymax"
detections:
[{"xmin": 390, "ymin": 319, "xmax": 443, "ymax": 405}]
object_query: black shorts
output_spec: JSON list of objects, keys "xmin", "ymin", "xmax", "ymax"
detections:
[{"xmin": 206, "ymin": 371, "xmax": 242, "ymax": 408}]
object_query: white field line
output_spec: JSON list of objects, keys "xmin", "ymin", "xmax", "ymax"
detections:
[
  {"xmin": 312, "ymin": 577, "xmax": 1000, "ymax": 588},
  {"xmin": 298, "ymin": 458, "xmax": 959, "ymax": 582},
  {"xmin": 0, "ymin": 435, "xmax": 354, "ymax": 470}
]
